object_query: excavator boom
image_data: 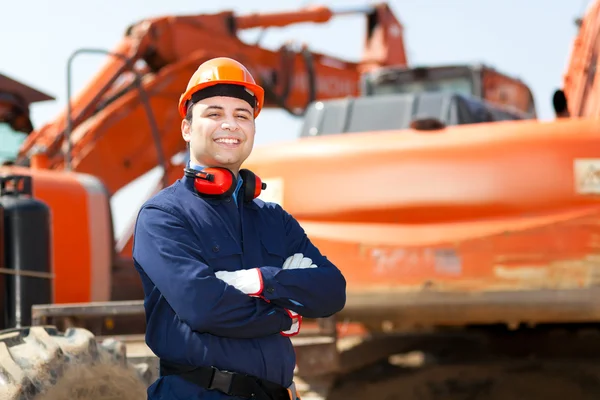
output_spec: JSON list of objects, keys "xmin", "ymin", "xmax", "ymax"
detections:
[
  {"xmin": 16, "ymin": 3, "xmax": 407, "ymax": 196},
  {"xmin": 557, "ymin": 0, "xmax": 600, "ymax": 117}
]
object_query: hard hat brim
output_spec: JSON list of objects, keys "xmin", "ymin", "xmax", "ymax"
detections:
[{"xmin": 178, "ymin": 80, "xmax": 265, "ymax": 119}]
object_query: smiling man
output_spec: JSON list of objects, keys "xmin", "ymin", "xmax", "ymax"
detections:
[{"xmin": 131, "ymin": 57, "xmax": 347, "ymax": 400}]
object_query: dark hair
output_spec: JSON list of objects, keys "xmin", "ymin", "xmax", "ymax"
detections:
[{"xmin": 185, "ymin": 103, "xmax": 194, "ymax": 123}]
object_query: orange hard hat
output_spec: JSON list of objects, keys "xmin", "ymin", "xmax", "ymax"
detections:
[{"xmin": 178, "ymin": 57, "xmax": 265, "ymax": 119}]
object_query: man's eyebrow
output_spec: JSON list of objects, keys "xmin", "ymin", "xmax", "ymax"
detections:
[
  {"xmin": 235, "ymin": 107, "xmax": 252, "ymax": 115},
  {"xmin": 204, "ymin": 105, "xmax": 252, "ymax": 114},
  {"xmin": 205, "ymin": 105, "xmax": 224, "ymax": 111}
]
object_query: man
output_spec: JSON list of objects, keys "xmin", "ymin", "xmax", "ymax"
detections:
[{"xmin": 132, "ymin": 57, "xmax": 347, "ymax": 400}]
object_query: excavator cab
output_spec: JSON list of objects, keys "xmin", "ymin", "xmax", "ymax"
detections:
[
  {"xmin": 361, "ymin": 64, "xmax": 537, "ymax": 117},
  {"xmin": 299, "ymin": 64, "xmax": 537, "ymax": 137},
  {"xmin": 0, "ymin": 73, "xmax": 54, "ymax": 165}
]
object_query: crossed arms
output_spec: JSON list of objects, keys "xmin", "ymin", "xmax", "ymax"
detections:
[{"xmin": 132, "ymin": 204, "xmax": 346, "ymax": 339}]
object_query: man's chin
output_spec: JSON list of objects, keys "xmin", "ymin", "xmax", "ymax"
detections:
[
  {"xmin": 205, "ymin": 159, "xmax": 243, "ymax": 173},
  {"xmin": 193, "ymin": 151, "xmax": 249, "ymax": 171},
  {"xmin": 214, "ymin": 155, "xmax": 249, "ymax": 168}
]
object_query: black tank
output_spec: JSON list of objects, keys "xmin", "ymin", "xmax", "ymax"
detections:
[{"xmin": 0, "ymin": 175, "xmax": 52, "ymax": 329}]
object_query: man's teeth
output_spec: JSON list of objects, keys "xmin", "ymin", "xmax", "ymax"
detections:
[{"xmin": 215, "ymin": 138, "xmax": 239, "ymax": 144}]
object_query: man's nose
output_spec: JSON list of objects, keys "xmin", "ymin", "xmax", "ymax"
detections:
[{"xmin": 221, "ymin": 119, "xmax": 239, "ymax": 131}]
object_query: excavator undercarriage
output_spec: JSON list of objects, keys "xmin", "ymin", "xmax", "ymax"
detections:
[{"xmin": 20, "ymin": 301, "xmax": 600, "ymax": 400}]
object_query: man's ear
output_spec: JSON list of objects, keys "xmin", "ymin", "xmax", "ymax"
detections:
[{"xmin": 181, "ymin": 118, "xmax": 191, "ymax": 143}]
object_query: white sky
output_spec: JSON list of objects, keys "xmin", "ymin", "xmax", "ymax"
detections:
[{"xmin": 0, "ymin": 0, "xmax": 589, "ymax": 239}]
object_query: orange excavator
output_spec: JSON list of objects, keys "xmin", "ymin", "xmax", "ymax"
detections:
[
  {"xmin": 5, "ymin": 2, "xmax": 538, "ymax": 307},
  {"xmin": 2, "ymin": 1, "xmax": 600, "ymax": 399},
  {"xmin": 0, "ymin": 5, "xmax": 413, "ymax": 397},
  {"xmin": 3, "ymin": 3, "xmax": 410, "ymax": 308}
]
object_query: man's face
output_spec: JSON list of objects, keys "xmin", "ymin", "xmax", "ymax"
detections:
[{"xmin": 181, "ymin": 95, "xmax": 256, "ymax": 174}]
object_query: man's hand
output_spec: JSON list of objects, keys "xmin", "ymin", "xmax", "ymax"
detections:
[
  {"xmin": 215, "ymin": 269, "xmax": 302, "ymax": 336},
  {"xmin": 215, "ymin": 268, "xmax": 263, "ymax": 296},
  {"xmin": 282, "ymin": 253, "xmax": 317, "ymax": 270},
  {"xmin": 280, "ymin": 309, "xmax": 302, "ymax": 337}
]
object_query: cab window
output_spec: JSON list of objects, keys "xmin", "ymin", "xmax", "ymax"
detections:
[{"xmin": 0, "ymin": 122, "xmax": 26, "ymax": 164}]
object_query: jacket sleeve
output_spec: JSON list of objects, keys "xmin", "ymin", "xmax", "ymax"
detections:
[
  {"xmin": 133, "ymin": 204, "xmax": 292, "ymax": 338},
  {"xmin": 258, "ymin": 206, "xmax": 347, "ymax": 319}
]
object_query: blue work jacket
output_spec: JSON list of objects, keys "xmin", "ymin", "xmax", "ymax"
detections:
[{"xmin": 132, "ymin": 169, "xmax": 347, "ymax": 399}]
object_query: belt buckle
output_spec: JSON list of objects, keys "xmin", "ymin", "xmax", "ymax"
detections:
[
  {"xmin": 208, "ymin": 367, "xmax": 234, "ymax": 394},
  {"xmin": 287, "ymin": 381, "xmax": 300, "ymax": 400}
]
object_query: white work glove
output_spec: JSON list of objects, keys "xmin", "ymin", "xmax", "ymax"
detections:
[
  {"xmin": 281, "ymin": 309, "xmax": 302, "ymax": 337},
  {"xmin": 215, "ymin": 268, "xmax": 263, "ymax": 296},
  {"xmin": 282, "ymin": 253, "xmax": 317, "ymax": 270}
]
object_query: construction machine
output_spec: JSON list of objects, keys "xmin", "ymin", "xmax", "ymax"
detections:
[
  {"xmin": 3, "ymin": 3, "xmax": 408, "ymax": 311},
  {"xmin": 1, "ymin": 1, "xmax": 600, "ymax": 399},
  {"xmin": 0, "ymin": 4, "xmax": 408, "ymax": 399}
]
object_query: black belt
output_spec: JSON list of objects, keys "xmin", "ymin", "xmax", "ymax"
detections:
[{"xmin": 159, "ymin": 360, "xmax": 293, "ymax": 400}]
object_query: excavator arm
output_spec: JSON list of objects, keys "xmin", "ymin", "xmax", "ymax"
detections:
[
  {"xmin": 555, "ymin": 0, "xmax": 600, "ymax": 118},
  {"xmin": 16, "ymin": 3, "xmax": 408, "ymax": 196}
]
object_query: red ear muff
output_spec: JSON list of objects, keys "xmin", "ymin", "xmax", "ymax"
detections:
[
  {"xmin": 184, "ymin": 167, "xmax": 266, "ymax": 202},
  {"xmin": 239, "ymin": 169, "xmax": 267, "ymax": 203},
  {"xmin": 184, "ymin": 167, "xmax": 236, "ymax": 198}
]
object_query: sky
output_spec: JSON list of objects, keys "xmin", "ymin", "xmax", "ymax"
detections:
[{"xmin": 0, "ymin": 0, "xmax": 590, "ymax": 239}]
